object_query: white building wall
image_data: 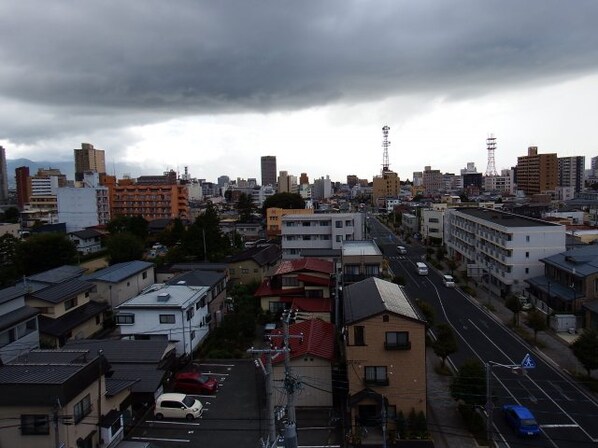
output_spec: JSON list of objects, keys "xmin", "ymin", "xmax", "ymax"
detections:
[
  {"xmin": 421, "ymin": 208, "xmax": 444, "ymax": 242},
  {"xmin": 57, "ymin": 186, "xmax": 110, "ymax": 233}
]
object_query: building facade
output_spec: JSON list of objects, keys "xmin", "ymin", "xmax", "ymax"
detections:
[
  {"xmin": 107, "ymin": 181, "xmax": 189, "ymax": 221},
  {"xmin": 372, "ymin": 170, "xmax": 400, "ymax": 208},
  {"xmin": 558, "ymin": 156, "xmax": 585, "ymax": 194},
  {"xmin": 74, "ymin": 142, "xmax": 106, "ymax": 181},
  {"xmin": 57, "ymin": 172, "xmax": 110, "ymax": 232},
  {"xmin": 281, "ymin": 213, "xmax": 364, "ymax": 259},
  {"xmin": 516, "ymin": 146, "xmax": 558, "ymax": 196},
  {"xmin": 445, "ymin": 208, "xmax": 566, "ymax": 297},
  {"xmin": 0, "ymin": 146, "xmax": 8, "ymax": 204},
  {"xmin": 261, "ymin": 155, "xmax": 277, "ymax": 187}
]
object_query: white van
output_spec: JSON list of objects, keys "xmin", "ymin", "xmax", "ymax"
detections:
[
  {"xmin": 416, "ymin": 262, "xmax": 428, "ymax": 275},
  {"xmin": 397, "ymin": 245, "xmax": 407, "ymax": 254}
]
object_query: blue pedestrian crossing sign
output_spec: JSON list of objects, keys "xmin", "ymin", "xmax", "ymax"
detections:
[{"xmin": 521, "ymin": 353, "xmax": 536, "ymax": 369}]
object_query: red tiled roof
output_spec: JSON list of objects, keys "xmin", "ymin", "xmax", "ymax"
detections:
[
  {"xmin": 270, "ymin": 319, "xmax": 335, "ymax": 364},
  {"xmin": 279, "ymin": 297, "xmax": 332, "ymax": 313},
  {"xmin": 273, "ymin": 258, "xmax": 333, "ymax": 276},
  {"xmin": 296, "ymin": 273, "xmax": 332, "ymax": 287}
]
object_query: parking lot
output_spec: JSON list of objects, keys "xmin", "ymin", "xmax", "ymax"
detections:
[{"xmin": 126, "ymin": 359, "xmax": 265, "ymax": 448}]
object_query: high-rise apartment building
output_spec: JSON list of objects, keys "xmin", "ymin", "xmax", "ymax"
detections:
[
  {"xmin": 516, "ymin": 146, "xmax": 558, "ymax": 196},
  {"xmin": 74, "ymin": 143, "xmax": 106, "ymax": 181},
  {"xmin": 422, "ymin": 166, "xmax": 443, "ymax": 196},
  {"xmin": 299, "ymin": 173, "xmax": 309, "ymax": 185},
  {"xmin": 277, "ymin": 171, "xmax": 297, "ymax": 194},
  {"xmin": 558, "ymin": 156, "xmax": 585, "ymax": 193},
  {"xmin": 15, "ymin": 166, "xmax": 31, "ymax": 210},
  {"xmin": 372, "ymin": 170, "xmax": 400, "ymax": 208},
  {"xmin": 0, "ymin": 146, "xmax": 8, "ymax": 204},
  {"xmin": 260, "ymin": 156, "xmax": 277, "ymax": 187}
]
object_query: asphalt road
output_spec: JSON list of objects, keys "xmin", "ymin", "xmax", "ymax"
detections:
[{"xmin": 369, "ymin": 216, "xmax": 598, "ymax": 448}]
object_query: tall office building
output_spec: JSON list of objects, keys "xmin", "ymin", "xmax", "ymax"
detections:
[
  {"xmin": 0, "ymin": 146, "xmax": 8, "ymax": 204},
  {"xmin": 516, "ymin": 146, "xmax": 558, "ymax": 196},
  {"xmin": 15, "ymin": 166, "xmax": 31, "ymax": 210},
  {"xmin": 261, "ymin": 156, "xmax": 277, "ymax": 187},
  {"xmin": 558, "ymin": 156, "xmax": 585, "ymax": 193},
  {"xmin": 74, "ymin": 143, "xmax": 106, "ymax": 181}
]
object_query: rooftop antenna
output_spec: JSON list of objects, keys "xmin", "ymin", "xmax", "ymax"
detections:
[
  {"xmin": 485, "ymin": 134, "xmax": 498, "ymax": 176},
  {"xmin": 382, "ymin": 125, "xmax": 390, "ymax": 173}
]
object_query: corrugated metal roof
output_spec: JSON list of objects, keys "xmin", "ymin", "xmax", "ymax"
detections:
[
  {"xmin": 343, "ymin": 277, "xmax": 422, "ymax": 324},
  {"xmin": 30, "ymin": 278, "xmax": 95, "ymax": 304},
  {"xmin": 166, "ymin": 270, "xmax": 225, "ymax": 288},
  {"xmin": 81, "ymin": 260, "xmax": 154, "ymax": 283}
]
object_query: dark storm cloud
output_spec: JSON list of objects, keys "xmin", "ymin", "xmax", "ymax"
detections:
[{"xmin": 1, "ymin": 0, "xmax": 598, "ymax": 142}]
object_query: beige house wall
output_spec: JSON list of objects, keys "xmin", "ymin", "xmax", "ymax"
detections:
[{"xmin": 346, "ymin": 313, "xmax": 426, "ymax": 420}]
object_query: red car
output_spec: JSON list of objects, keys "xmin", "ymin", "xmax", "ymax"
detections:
[{"xmin": 173, "ymin": 372, "xmax": 219, "ymax": 394}]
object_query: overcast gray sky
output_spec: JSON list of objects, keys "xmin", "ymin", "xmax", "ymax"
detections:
[{"xmin": 1, "ymin": 0, "xmax": 598, "ymax": 182}]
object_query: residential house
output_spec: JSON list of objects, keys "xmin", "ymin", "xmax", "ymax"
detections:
[
  {"xmin": 26, "ymin": 278, "xmax": 108, "ymax": 348},
  {"xmin": 269, "ymin": 319, "xmax": 335, "ymax": 407},
  {"xmin": 0, "ymin": 348, "xmax": 135, "ymax": 448},
  {"xmin": 115, "ymin": 283, "xmax": 210, "ymax": 358},
  {"xmin": 166, "ymin": 269, "xmax": 228, "ymax": 330},
  {"xmin": 341, "ymin": 241, "xmax": 384, "ymax": 285},
  {"xmin": 155, "ymin": 262, "xmax": 228, "ymax": 283},
  {"xmin": 81, "ymin": 261, "xmax": 155, "ymax": 308},
  {"xmin": 68, "ymin": 228, "xmax": 104, "ymax": 255},
  {"xmin": 0, "ymin": 284, "xmax": 40, "ymax": 364},
  {"xmin": 254, "ymin": 258, "xmax": 334, "ymax": 316},
  {"xmin": 65, "ymin": 339, "xmax": 176, "ymax": 418},
  {"xmin": 226, "ymin": 244, "xmax": 282, "ymax": 286},
  {"xmin": 445, "ymin": 208, "xmax": 566, "ymax": 297},
  {"xmin": 343, "ymin": 277, "xmax": 426, "ymax": 436}
]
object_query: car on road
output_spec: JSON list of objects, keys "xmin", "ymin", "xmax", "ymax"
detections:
[
  {"xmin": 416, "ymin": 262, "xmax": 428, "ymax": 275},
  {"xmin": 502, "ymin": 404, "xmax": 540, "ymax": 436},
  {"xmin": 154, "ymin": 393, "xmax": 204, "ymax": 420},
  {"xmin": 442, "ymin": 274, "xmax": 455, "ymax": 287},
  {"xmin": 397, "ymin": 245, "xmax": 407, "ymax": 254},
  {"xmin": 173, "ymin": 371, "xmax": 219, "ymax": 394}
]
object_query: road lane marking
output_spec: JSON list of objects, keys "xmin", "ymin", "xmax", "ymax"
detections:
[
  {"xmin": 548, "ymin": 381, "xmax": 572, "ymax": 401},
  {"xmin": 147, "ymin": 420, "xmax": 202, "ymax": 426},
  {"xmin": 541, "ymin": 424, "xmax": 580, "ymax": 428}
]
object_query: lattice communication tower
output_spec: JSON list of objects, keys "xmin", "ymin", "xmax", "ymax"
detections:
[
  {"xmin": 382, "ymin": 125, "xmax": 390, "ymax": 173},
  {"xmin": 485, "ymin": 134, "xmax": 498, "ymax": 176}
]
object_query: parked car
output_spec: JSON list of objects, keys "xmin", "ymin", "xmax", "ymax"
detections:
[
  {"xmin": 502, "ymin": 404, "xmax": 540, "ymax": 436},
  {"xmin": 173, "ymin": 371, "xmax": 219, "ymax": 394},
  {"xmin": 154, "ymin": 393, "xmax": 204, "ymax": 420},
  {"xmin": 442, "ymin": 274, "xmax": 455, "ymax": 287}
]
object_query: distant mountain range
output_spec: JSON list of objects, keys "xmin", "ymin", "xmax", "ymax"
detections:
[{"xmin": 5, "ymin": 158, "xmax": 142, "ymax": 188}]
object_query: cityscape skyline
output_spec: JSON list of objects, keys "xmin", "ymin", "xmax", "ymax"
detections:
[{"xmin": 1, "ymin": 2, "xmax": 598, "ymax": 182}]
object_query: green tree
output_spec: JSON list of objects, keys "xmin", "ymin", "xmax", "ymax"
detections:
[
  {"xmin": 183, "ymin": 202, "xmax": 230, "ymax": 261},
  {"xmin": 433, "ymin": 324, "xmax": 458, "ymax": 368},
  {"xmin": 571, "ymin": 329, "xmax": 598, "ymax": 376},
  {"xmin": 16, "ymin": 233, "xmax": 77, "ymax": 275},
  {"xmin": 504, "ymin": 294, "xmax": 522, "ymax": 326},
  {"xmin": 0, "ymin": 233, "xmax": 21, "ymax": 286},
  {"xmin": 450, "ymin": 359, "xmax": 486, "ymax": 406},
  {"xmin": 1, "ymin": 207, "xmax": 20, "ymax": 223},
  {"xmin": 262, "ymin": 192, "xmax": 305, "ymax": 213},
  {"xmin": 236, "ymin": 192, "xmax": 255, "ymax": 223},
  {"xmin": 107, "ymin": 215, "xmax": 149, "ymax": 241},
  {"xmin": 525, "ymin": 309, "xmax": 548, "ymax": 343},
  {"xmin": 106, "ymin": 232, "xmax": 145, "ymax": 264}
]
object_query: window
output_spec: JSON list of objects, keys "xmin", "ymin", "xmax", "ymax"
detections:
[
  {"xmin": 525, "ymin": 268, "xmax": 529, "ymax": 274},
  {"xmin": 345, "ymin": 220, "xmax": 353, "ymax": 227},
  {"xmin": 186, "ymin": 308, "xmax": 195, "ymax": 321},
  {"xmin": 336, "ymin": 235, "xmax": 342, "ymax": 242},
  {"xmin": 116, "ymin": 314, "xmax": 135, "ymax": 325},
  {"xmin": 241, "ymin": 268, "xmax": 249, "ymax": 274},
  {"xmin": 335, "ymin": 220, "xmax": 343, "ymax": 228},
  {"xmin": 95, "ymin": 315, "xmax": 101, "ymax": 325},
  {"xmin": 21, "ymin": 414, "xmax": 50, "ymax": 435},
  {"xmin": 269, "ymin": 302, "xmax": 286, "ymax": 313},
  {"xmin": 364, "ymin": 366, "xmax": 388, "ymax": 386},
  {"xmin": 142, "ymin": 271, "xmax": 148, "ymax": 279},
  {"xmin": 64, "ymin": 297, "xmax": 78, "ymax": 311},
  {"xmin": 160, "ymin": 314, "xmax": 175, "ymax": 324},
  {"xmin": 382, "ymin": 315, "xmax": 389, "ymax": 322},
  {"xmin": 385, "ymin": 331, "xmax": 410, "ymax": 350},
  {"xmin": 305, "ymin": 289, "xmax": 323, "ymax": 298},
  {"xmin": 85, "ymin": 291, "xmax": 90, "ymax": 298},
  {"xmin": 73, "ymin": 394, "xmax": 92, "ymax": 424},
  {"xmin": 526, "ymin": 235, "xmax": 530, "ymax": 242},
  {"xmin": 429, "ymin": 217, "xmax": 439, "ymax": 223},
  {"xmin": 190, "ymin": 330, "xmax": 196, "ymax": 340},
  {"xmin": 354, "ymin": 326, "xmax": 365, "ymax": 345},
  {"xmin": 526, "ymin": 252, "xmax": 529, "ymax": 258},
  {"xmin": 229, "ymin": 268, "xmax": 235, "ymax": 275},
  {"xmin": 282, "ymin": 277, "xmax": 299, "ymax": 287}
]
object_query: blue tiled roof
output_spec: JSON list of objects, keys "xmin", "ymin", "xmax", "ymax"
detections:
[
  {"xmin": 30, "ymin": 278, "xmax": 94, "ymax": 304},
  {"xmin": 81, "ymin": 260, "xmax": 154, "ymax": 283}
]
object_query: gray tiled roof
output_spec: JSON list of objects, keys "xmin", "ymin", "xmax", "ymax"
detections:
[
  {"xmin": 166, "ymin": 270, "xmax": 225, "ymax": 288},
  {"xmin": 27, "ymin": 265, "xmax": 87, "ymax": 285},
  {"xmin": 0, "ymin": 364, "xmax": 84, "ymax": 384},
  {"xmin": 30, "ymin": 278, "xmax": 95, "ymax": 304},
  {"xmin": 0, "ymin": 305, "xmax": 39, "ymax": 332},
  {"xmin": 541, "ymin": 245, "xmax": 598, "ymax": 277},
  {"xmin": 106, "ymin": 377, "xmax": 139, "ymax": 397},
  {"xmin": 111, "ymin": 365, "xmax": 167, "ymax": 394},
  {"xmin": 69, "ymin": 229, "xmax": 103, "ymax": 240},
  {"xmin": 226, "ymin": 244, "xmax": 281, "ymax": 265},
  {"xmin": 0, "ymin": 283, "xmax": 45, "ymax": 305},
  {"xmin": 65, "ymin": 339, "xmax": 172, "ymax": 364},
  {"xmin": 343, "ymin": 277, "xmax": 422, "ymax": 325},
  {"xmin": 81, "ymin": 260, "xmax": 154, "ymax": 283}
]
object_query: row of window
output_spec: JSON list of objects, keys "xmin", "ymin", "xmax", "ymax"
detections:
[
  {"xmin": 0, "ymin": 318, "xmax": 37, "ymax": 348},
  {"xmin": 353, "ymin": 326, "xmax": 410, "ymax": 349}
]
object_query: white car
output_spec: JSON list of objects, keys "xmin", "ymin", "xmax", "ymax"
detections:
[
  {"xmin": 397, "ymin": 245, "xmax": 407, "ymax": 254},
  {"xmin": 442, "ymin": 274, "xmax": 455, "ymax": 287},
  {"xmin": 154, "ymin": 393, "xmax": 203, "ymax": 420}
]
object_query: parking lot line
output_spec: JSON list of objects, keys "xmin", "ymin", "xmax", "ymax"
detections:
[{"xmin": 131, "ymin": 436, "xmax": 190, "ymax": 443}]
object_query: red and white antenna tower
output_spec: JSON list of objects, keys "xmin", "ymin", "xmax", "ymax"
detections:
[
  {"xmin": 382, "ymin": 125, "xmax": 390, "ymax": 173},
  {"xmin": 485, "ymin": 134, "xmax": 498, "ymax": 176}
]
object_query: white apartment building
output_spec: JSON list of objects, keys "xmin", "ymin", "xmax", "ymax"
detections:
[
  {"xmin": 115, "ymin": 283, "xmax": 211, "ymax": 357},
  {"xmin": 281, "ymin": 213, "xmax": 363, "ymax": 259},
  {"xmin": 421, "ymin": 206, "xmax": 446, "ymax": 243},
  {"xmin": 445, "ymin": 208, "xmax": 566, "ymax": 296},
  {"xmin": 484, "ymin": 169, "xmax": 515, "ymax": 195},
  {"xmin": 57, "ymin": 173, "xmax": 110, "ymax": 232}
]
